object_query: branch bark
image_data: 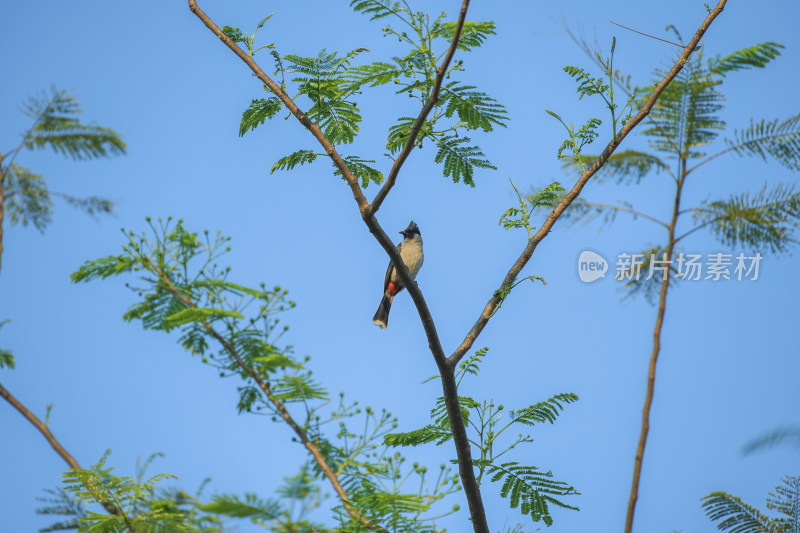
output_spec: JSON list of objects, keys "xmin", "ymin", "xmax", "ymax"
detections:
[
  {"xmin": 187, "ymin": 2, "xmax": 727, "ymax": 532},
  {"xmin": 0, "ymin": 381, "xmax": 124, "ymax": 518},
  {"xmin": 187, "ymin": 2, "xmax": 489, "ymax": 531},
  {"xmin": 143, "ymin": 257, "xmax": 387, "ymax": 533},
  {"xmin": 448, "ymin": 0, "xmax": 728, "ymax": 367},
  {"xmin": 367, "ymin": 0, "xmax": 470, "ymax": 216}
]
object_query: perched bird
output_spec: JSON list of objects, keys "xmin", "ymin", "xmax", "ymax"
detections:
[{"xmin": 373, "ymin": 221, "xmax": 424, "ymax": 329}]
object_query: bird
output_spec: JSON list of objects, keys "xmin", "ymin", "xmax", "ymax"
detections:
[{"xmin": 373, "ymin": 221, "xmax": 424, "ymax": 329}]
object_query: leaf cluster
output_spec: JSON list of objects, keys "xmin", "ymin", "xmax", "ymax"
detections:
[
  {"xmin": 385, "ymin": 348, "xmax": 580, "ymax": 526},
  {"xmin": 235, "ymin": 3, "xmax": 507, "ymax": 187},
  {"xmin": 1, "ymin": 87, "xmax": 125, "ymax": 233}
]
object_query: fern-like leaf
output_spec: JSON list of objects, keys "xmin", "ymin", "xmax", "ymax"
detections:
[
  {"xmin": 563, "ymin": 150, "xmax": 669, "ymax": 183},
  {"xmin": 239, "ymin": 97, "xmax": 282, "ymax": 136},
  {"xmin": 199, "ymin": 493, "xmax": 281, "ymax": 520},
  {"xmin": 3, "ymin": 164, "xmax": 52, "ymax": 230},
  {"xmin": 692, "ymin": 183, "xmax": 800, "ymax": 253},
  {"xmin": 349, "ymin": 0, "xmax": 403, "ymax": 20},
  {"xmin": 723, "ymin": 114, "xmax": 800, "ymax": 171},
  {"xmin": 20, "ymin": 88, "xmax": 126, "ymax": 160},
  {"xmin": 270, "ymin": 150, "xmax": 319, "ymax": 174},
  {"xmin": 333, "ymin": 155, "xmax": 384, "ymax": 187},
  {"xmin": 434, "ymin": 20, "xmax": 496, "ymax": 51},
  {"xmin": 487, "ymin": 462, "xmax": 579, "ymax": 526},
  {"xmin": 710, "ymin": 42, "xmax": 785, "ymax": 77},
  {"xmin": 439, "ymin": 82, "xmax": 508, "ymax": 132},
  {"xmin": 701, "ymin": 491, "xmax": 772, "ymax": 533},
  {"xmin": 511, "ymin": 393, "xmax": 579, "ymax": 426},
  {"xmin": 434, "ymin": 135, "xmax": 496, "ymax": 186}
]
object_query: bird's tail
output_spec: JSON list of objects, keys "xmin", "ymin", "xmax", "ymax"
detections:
[{"xmin": 372, "ymin": 293, "xmax": 394, "ymax": 329}]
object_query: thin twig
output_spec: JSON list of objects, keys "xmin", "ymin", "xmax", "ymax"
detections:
[
  {"xmin": 186, "ymin": 2, "xmax": 489, "ymax": 531},
  {"xmin": 448, "ymin": 0, "xmax": 728, "ymax": 367},
  {"xmin": 368, "ymin": 0, "xmax": 471, "ymax": 216},
  {"xmin": 610, "ymin": 21, "xmax": 694, "ymax": 50},
  {"xmin": 0, "ymin": 382, "xmax": 125, "ymax": 519},
  {"xmin": 187, "ymin": 0, "xmax": 369, "ymax": 215},
  {"xmin": 581, "ymin": 201, "xmax": 670, "ymax": 228}
]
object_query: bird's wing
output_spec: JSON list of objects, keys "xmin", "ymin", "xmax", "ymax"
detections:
[{"xmin": 382, "ymin": 240, "xmax": 403, "ymax": 292}]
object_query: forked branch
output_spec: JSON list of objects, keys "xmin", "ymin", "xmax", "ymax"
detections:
[
  {"xmin": 0, "ymin": 382, "xmax": 125, "ymax": 519},
  {"xmin": 448, "ymin": 0, "xmax": 728, "ymax": 367}
]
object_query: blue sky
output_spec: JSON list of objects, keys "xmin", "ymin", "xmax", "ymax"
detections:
[{"xmin": 1, "ymin": 1, "xmax": 799, "ymax": 532}]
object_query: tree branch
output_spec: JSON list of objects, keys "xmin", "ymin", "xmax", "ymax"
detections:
[
  {"xmin": 187, "ymin": 0, "xmax": 370, "ymax": 215},
  {"xmin": 367, "ymin": 0, "xmax": 471, "ymax": 216},
  {"xmin": 187, "ymin": 3, "xmax": 488, "ymax": 530},
  {"xmin": 0, "ymin": 381, "xmax": 124, "ymax": 519},
  {"xmin": 143, "ymin": 257, "xmax": 387, "ymax": 533},
  {"xmin": 579, "ymin": 201, "xmax": 670, "ymax": 228},
  {"xmin": 448, "ymin": 0, "xmax": 728, "ymax": 367}
]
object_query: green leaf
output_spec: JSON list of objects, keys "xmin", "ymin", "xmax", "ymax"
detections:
[
  {"xmin": 200, "ymin": 493, "xmax": 281, "ymax": 520},
  {"xmin": 434, "ymin": 135, "xmax": 496, "ymax": 186},
  {"xmin": 723, "ymin": 114, "xmax": 800, "ymax": 171},
  {"xmin": 270, "ymin": 150, "xmax": 319, "ymax": 174},
  {"xmin": 384, "ymin": 424, "xmax": 453, "ymax": 447},
  {"xmin": 386, "ymin": 116, "xmax": 431, "ymax": 154},
  {"xmin": 0, "ymin": 349, "xmax": 14, "ymax": 370},
  {"xmin": 641, "ymin": 58, "xmax": 725, "ymax": 158},
  {"xmin": 486, "ymin": 462, "xmax": 579, "ymax": 525},
  {"xmin": 333, "ymin": 155, "xmax": 384, "ymax": 187},
  {"xmin": 439, "ymin": 82, "xmax": 508, "ymax": 132},
  {"xmin": 70, "ymin": 255, "xmax": 139, "ymax": 283},
  {"xmin": 221, "ymin": 26, "xmax": 245, "ymax": 44},
  {"xmin": 345, "ymin": 61, "xmax": 402, "ymax": 90},
  {"xmin": 562, "ymin": 150, "xmax": 669, "ymax": 183},
  {"xmin": 163, "ymin": 308, "xmax": 244, "ymax": 328},
  {"xmin": 435, "ymin": 20, "xmax": 497, "ymax": 51},
  {"xmin": 2, "ymin": 164, "xmax": 52, "ymax": 231},
  {"xmin": 691, "ymin": 183, "xmax": 800, "ymax": 253},
  {"xmin": 511, "ymin": 393, "xmax": 579, "ymax": 426},
  {"xmin": 710, "ymin": 42, "xmax": 785, "ymax": 76},
  {"xmin": 349, "ymin": 0, "xmax": 403, "ymax": 20},
  {"xmin": 239, "ymin": 97, "xmax": 282, "ymax": 136},
  {"xmin": 701, "ymin": 491, "xmax": 772, "ymax": 533},
  {"xmin": 20, "ymin": 88, "xmax": 126, "ymax": 160}
]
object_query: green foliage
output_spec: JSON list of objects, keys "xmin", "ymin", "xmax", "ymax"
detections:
[
  {"xmin": 60, "ymin": 451, "xmax": 202, "ymax": 533},
  {"xmin": 485, "ymin": 462, "xmax": 579, "ymax": 526},
  {"xmin": 271, "ymin": 149, "xmax": 319, "ymax": 174},
  {"xmin": 563, "ymin": 150, "xmax": 669, "ymax": 183},
  {"xmin": 549, "ymin": 38, "xmax": 635, "ymax": 166},
  {"xmin": 0, "ymin": 87, "xmax": 124, "ymax": 234},
  {"xmin": 236, "ymin": 2, "xmax": 505, "ymax": 187},
  {"xmin": 561, "ymin": 38, "xmax": 800, "ymax": 304},
  {"xmin": 0, "ymin": 319, "xmax": 14, "ymax": 370},
  {"xmin": 72, "ymin": 218, "xmax": 463, "ymax": 531},
  {"xmin": 437, "ymin": 21, "xmax": 497, "ymax": 52},
  {"xmin": 691, "ymin": 183, "xmax": 800, "ymax": 253},
  {"xmin": 36, "ymin": 488, "xmax": 85, "ymax": 532},
  {"xmin": 500, "ymin": 180, "xmax": 565, "ymax": 238},
  {"xmin": 199, "ymin": 493, "xmax": 281, "ymax": 521},
  {"xmin": 702, "ymin": 475, "xmax": 800, "ymax": 533},
  {"xmin": 222, "ymin": 15, "xmax": 275, "ymax": 56},
  {"xmin": 744, "ymin": 427, "xmax": 800, "ymax": 454},
  {"xmin": 433, "ymin": 135, "xmax": 495, "ymax": 186},
  {"xmin": 240, "ymin": 97, "xmax": 283, "ymax": 136},
  {"xmin": 710, "ymin": 42, "xmax": 785, "ymax": 77},
  {"xmin": 724, "ymin": 114, "xmax": 800, "ymax": 171},
  {"xmin": 440, "ymin": 82, "xmax": 508, "ymax": 132},
  {"xmin": 333, "ymin": 155, "xmax": 384, "ymax": 187},
  {"xmin": 385, "ymin": 348, "xmax": 579, "ymax": 526},
  {"xmin": 18, "ymin": 88, "xmax": 126, "ymax": 160}
]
